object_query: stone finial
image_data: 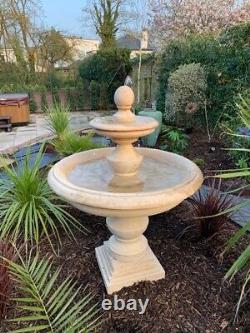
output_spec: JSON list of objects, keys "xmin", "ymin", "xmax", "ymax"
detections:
[{"xmin": 114, "ymin": 86, "xmax": 135, "ymax": 122}]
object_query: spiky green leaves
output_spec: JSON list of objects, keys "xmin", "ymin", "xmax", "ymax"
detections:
[
  {"xmin": 5, "ymin": 250, "xmax": 100, "ymax": 333},
  {"xmin": 0, "ymin": 146, "xmax": 86, "ymax": 251},
  {"xmin": 52, "ymin": 131, "xmax": 103, "ymax": 157},
  {"xmin": 46, "ymin": 102, "xmax": 70, "ymax": 139}
]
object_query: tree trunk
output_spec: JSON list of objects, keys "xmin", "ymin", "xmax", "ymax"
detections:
[{"xmin": 137, "ymin": 46, "xmax": 142, "ymax": 105}]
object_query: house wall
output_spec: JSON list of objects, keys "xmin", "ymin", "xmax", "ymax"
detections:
[
  {"xmin": 130, "ymin": 50, "xmax": 152, "ymax": 59},
  {"xmin": 66, "ymin": 38, "xmax": 100, "ymax": 60},
  {"xmin": 0, "ymin": 48, "xmax": 17, "ymax": 63}
]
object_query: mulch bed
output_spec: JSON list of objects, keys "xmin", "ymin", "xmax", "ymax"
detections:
[
  {"xmin": 184, "ymin": 129, "xmax": 235, "ymax": 173},
  {"xmin": 183, "ymin": 129, "xmax": 249, "ymax": 194},
  {"xmin": 5, "ymin": 202, "xmax": 245, "ymax": 333},
  {"xmin": 1, "ymin": 129, "xmax": 249, "ymax": 332}
]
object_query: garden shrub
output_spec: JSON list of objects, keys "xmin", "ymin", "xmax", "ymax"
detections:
[
  {"xmin": 166, "ymin": 63, "xmax": 207, "ymax": 127},
  {"xmin": 160, "ymin": 125, "xmax": 188, "ymax": 154},
  {"xmin": 0, "ymin": 61, "xmax": 28, "ymax": 88},
  {"xmin": 75, "ymin": 80, "xmax": 86, "ymax": 110},
  {"xmin": 66, "ymin": 87, "xmax": 76, "ymax": 111},
  {"xmin": 219, "ymin": 22, "xmax": 250, "ymax": 48},
  {"xmin": 90, "ymin": 80, "xmax": 100, "ymax": 110},
  {"xmin": 41, "ymin": 90, "xmax": 48, "ymax": 112},
  {"xmin": 157, "ymin": 23, "xmax": 250, "ymax": 128},
  {"xmin": 216, "ymin": 94, "xmax": 250, "ymax": 318},
  {"xmin": 46, "ymin": 102, "xmax": 70, "ymax": 138},
  {"xmin": 29, "ymin": 97, "xmax": 37, "ymax": 113},
  {"xmin": 52, "ymin": 88, "xmax": 60, "ymax": 105},
  {"xmin": 188, "ymin": 180, "xmax": 233, "ymax": 239},
  {"xmin": 0, "ymin": 146, "xmax": 85, "ymax": 251},
  {"xmin": 45, "ymin": 71, "xmax": 61, "ymax": 90},
  {"xmin": 53, "ymin": 131, "xmax": 103, "ymax": 156},
  {"xmin": 79, "ymin": 48, "xmax": 132, "ymax": 109},
  {"xmin": 221, "ymin": 91, "xmax": 250, "ymax": 167}
]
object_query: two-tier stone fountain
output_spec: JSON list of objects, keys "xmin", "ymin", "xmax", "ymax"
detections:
[{"xmin": 48, "ymin": 86, "xmax": 203, "ymax": 294}]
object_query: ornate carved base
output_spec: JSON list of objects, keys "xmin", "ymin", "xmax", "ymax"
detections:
[{"xmin": 95, "ymin": 241, "xmax": 165, "ymax": 294}]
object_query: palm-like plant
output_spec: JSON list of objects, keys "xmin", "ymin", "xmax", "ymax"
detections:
[
  {"xmin": 236, "ymin": 94, "xmax": 250, "ymax": 128},
  {"xmin": 0, "ymin": 146, "xmax": 86, "ymax": 251},
  {"xmin": 216, "ymin": 94, "xmax": 250, "ymax": 318},
  {"xmin": 188, "ymin": 181, "xmax": 233, "ymax": 238},
  {"xmin": 53, "ymin": 131, "xmax": 103, "ymax": 156},
  {"xmin": 46, "ymin": 102, "xmax": 70, "ymax": 139},
  {"xmin": 4, "ymin": 249, "xmax": 100, "ymax": 332}
]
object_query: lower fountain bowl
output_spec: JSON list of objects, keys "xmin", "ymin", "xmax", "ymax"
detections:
[
  {"xmin": 48, "ymin": 147, "xmax": 203, "ymax": 294},
  {"xmin": 48, "ymin": 147, "xmax": 203, "ymax": 218}
]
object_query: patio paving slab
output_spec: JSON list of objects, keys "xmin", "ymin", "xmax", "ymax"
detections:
[{"xmin": 0, "ymin": 111, "xmax": 111, "ymax": 154}]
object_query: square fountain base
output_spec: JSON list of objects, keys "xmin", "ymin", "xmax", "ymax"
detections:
[{"xmin": 95, "ymin": 241, "xmax": 165, "ymax": 294}]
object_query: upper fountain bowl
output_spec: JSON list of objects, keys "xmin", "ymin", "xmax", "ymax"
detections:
[{"xmin": 90, "ymin": 86, "xmax": 158, "ymax": 140}]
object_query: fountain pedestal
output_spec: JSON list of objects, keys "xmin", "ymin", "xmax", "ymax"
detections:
[
  {"xmin": 48, "ymin": 85, "xmax": 203, "ymax": 294},
  {"xmin": 96, "ymin": 216, "xmax": 164, "ymax": 294},
  {"xmin": 91, "ymin": 86, "xmax": 165, "ymax": 292}
]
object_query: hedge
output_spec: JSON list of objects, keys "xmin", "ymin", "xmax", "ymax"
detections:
[{"xmin": 157, "ymin": 23, "xmax": 250, "ymax": 127}]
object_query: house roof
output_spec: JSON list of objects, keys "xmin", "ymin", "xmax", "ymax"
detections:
[
  {"xmin": 117, "ymin": 33, "xmax": 154, "ymax": 51},
  {"xmin": 117, "ymin": 35, "xmax": 141, "ymax": 50}
]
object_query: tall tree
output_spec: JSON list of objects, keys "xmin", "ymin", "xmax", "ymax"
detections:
[
  {"xmin": 88, "ymin": 0, "xmax": 122, "ymax": 49},
  {"xmin": 39, "ymin": 28, "xmax": 73, "ymax": 71},
  {"xmin": 0, "ymin": 0, "xmax": 42, "ymax": 73},
  {"xmin": 124, "ymin": 0, "xmax": 151, "ymax": 104},
  {"xmin": 149, "ymin": 0, "xmax": 250, "ymax": 47}
]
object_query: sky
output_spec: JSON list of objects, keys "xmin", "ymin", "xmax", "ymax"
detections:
[
  {"xmin": 40, "ymin": 0, "xmax": 147, "ymax": 39},
  {"xmin": 40, "ymin": 0, "xmax": 97, "ymax": 39}
]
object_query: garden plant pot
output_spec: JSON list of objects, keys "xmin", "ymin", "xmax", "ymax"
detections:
[{"xmin": 138, "ymin": 110, "xmax": 162, "ymax": 147}]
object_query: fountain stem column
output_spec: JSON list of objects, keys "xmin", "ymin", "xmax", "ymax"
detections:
[
  {"xmin": 92, "ymin": 86, "xmax": 165, "ymax": 293},
  {"xmin": 107, "ymin": 143, "xmax": 142, "ymax": 177},
  {"xmin": 106, "ymin": 216, "xmax": 148, "ymax": 259},
  {"xmin": 95, "ymin": 213, "xmax": 165, "ymax": 294}
]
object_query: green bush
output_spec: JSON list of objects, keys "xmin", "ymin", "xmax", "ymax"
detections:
[
  {"xmin": 79, "ymin": 48, "xmax": 132, "ymax": 109},
  {"xmin": 66, "ymin": 87, "xmax": 76, "ymax": 111},
  {"xmin": 216, "ymin": 95, "xmax": 250, "ymax": 319},
  {"xmin": 45, "ymin": 72, "xmax": 61, "ymax": 90},
  {"xmin": 0, "ymin": 61, "xmax": 28, "ymax": 87},
  {"xmin": 90, "ymin": 80, "xmax": 100, "ymax": 110},
  {"xmin": 160, "ymin": 125, "xmax": 188, "ymax": 154},
  {"xmin": 29, "ymin": 97, "xmax": 37, "ymax": 113},
  {"xmin": 52, "ymin": 88, "xmax": 60, "ymax": 104},
  {"xmin": 75, "ymin": 80, "xmax": 87, "ymax": 110},
  {"xmin": 157, "ymin": 23, "xmax": 250, "ymax": 128},
  {"xmin": 53, "ymin": 131, "xmax": 103, "ymax": 156},
  {"xmin": 221, "ymin": 92, "xmax": 250, "ymax": 166},
  {"xmin": 219, "ymin": 22, "xmax": 250, "ymax": 48},
  {"xmin": 166, "ymin": 63, "xmax": 207, "ymax": 127},
  {"xmin": 41, "ymin": 91, "xmax": 48, "ymax": 112},
  {"xmin": 46, "ymin": 102, "xmax": 70, "ymax": 138},
  {"xmin": 0, "ymin": 146, "xmax": 85, "ymax": 251}
]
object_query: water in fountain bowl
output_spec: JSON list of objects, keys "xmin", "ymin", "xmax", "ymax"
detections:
[{"xmin": 67, "ymin": 155, "xmax": 190, "ymax": 194}]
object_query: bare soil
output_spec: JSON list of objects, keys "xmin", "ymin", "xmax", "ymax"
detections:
[{"xmin": 183, "ymin": 129, "xmax": 249, "ymax": 194}]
